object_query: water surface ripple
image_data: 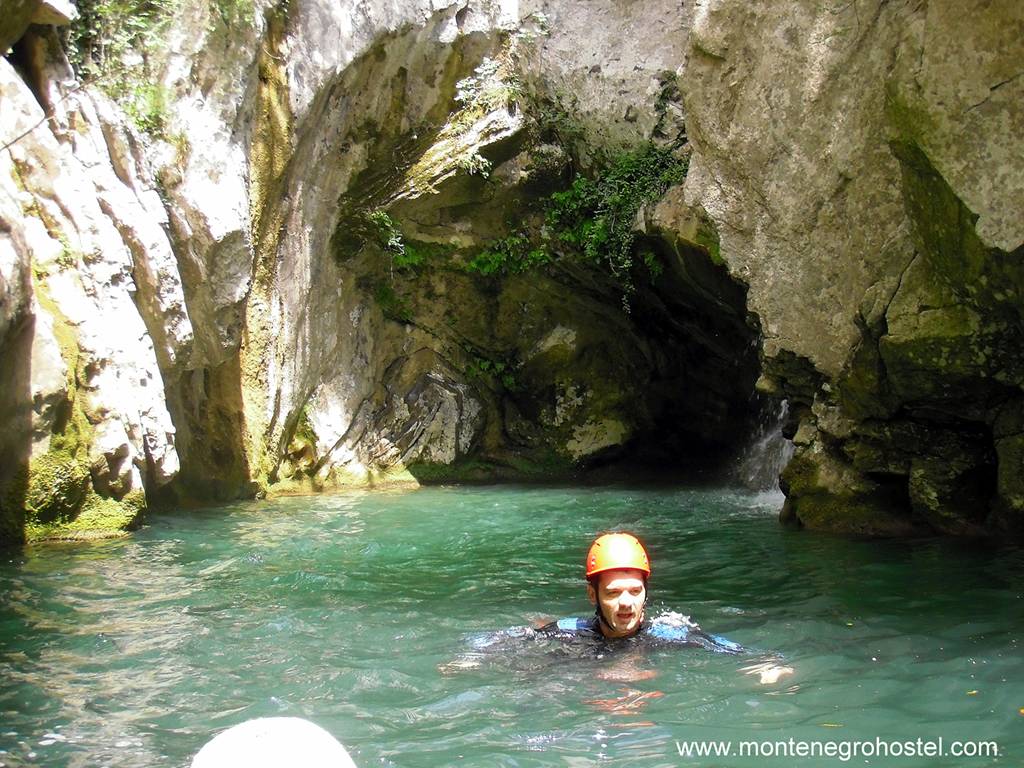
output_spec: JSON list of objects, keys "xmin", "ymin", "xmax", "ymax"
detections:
[{"xmin": 1, "ymin": 486, "xmax": 1021, "ymax": 767}]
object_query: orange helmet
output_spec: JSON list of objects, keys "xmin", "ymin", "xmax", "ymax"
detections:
[{"xmin": 585, "ymin": 532, "xmax": 651, "ymax": 580}]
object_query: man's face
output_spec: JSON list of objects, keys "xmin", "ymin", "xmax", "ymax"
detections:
[{"xmin": 587, "ymin": 568, "xmax": 647, "ymax": 638}]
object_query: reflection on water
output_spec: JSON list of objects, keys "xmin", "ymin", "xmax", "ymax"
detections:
[{"xmin": 0, "ymin": 486, "xmax": 1021, "ymax": 767}]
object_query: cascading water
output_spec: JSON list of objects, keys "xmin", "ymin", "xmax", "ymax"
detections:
[{"xmin": 734, "ymin": 399, "xmax": 795, "ymax": 492}]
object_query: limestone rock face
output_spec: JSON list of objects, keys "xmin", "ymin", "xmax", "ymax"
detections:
[
  {"xmin": 2, "ymin": 0, "xmax": 1021, "ymax": 542},
  {"xmin": 0, "ymin": 0, "xmax": 41, "ymax": 54},
  {"xmin": 679, "ymin": 0, "xmax": 1024, "ymax": 536},
  {"xmin": 0, "ymin": 114, "xmax": 35, "ymax": 544},
  {"xmin": 519, "ymin": 0, "xmax": 690, "ymax": 156},
  {"xmin": 0, "ymin": 49, "xmax": 180, "ymax": 541}
]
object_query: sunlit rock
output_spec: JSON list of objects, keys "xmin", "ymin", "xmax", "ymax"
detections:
[
  {"xmin": 1, "ymin": 0, "xmax": 1021, "ymax": 541},
  {"xmin": 0, "ymin": 52, "xmax": 178, "ymax": 540}
]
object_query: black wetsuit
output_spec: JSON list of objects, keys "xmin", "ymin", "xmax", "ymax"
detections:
[{"xmin": 534, "ymin": 614, "xmax": 744, "ymax": 654}]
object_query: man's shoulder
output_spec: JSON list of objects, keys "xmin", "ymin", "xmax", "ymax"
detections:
[{"xmin": 645, "ymin": 612, "xmax": 743, "ymax": 653}]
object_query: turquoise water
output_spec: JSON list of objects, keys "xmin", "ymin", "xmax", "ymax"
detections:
[{"xmin": 0, "ymin": 485, "xmax": 1021, "ymax": 767}]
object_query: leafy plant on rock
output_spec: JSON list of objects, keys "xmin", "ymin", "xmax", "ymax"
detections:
[
  {"xmin": 466, "ymin": 233, "xmax": 551, "ymax": 276},
  {"xmin": 465, "ymin": 143, "xmax": 688, "ymax": 302},
  {"xmin": 367, "ymin": 210, "xmax": 423, "ymax": 273},
  {"xmin": 66, "ymin": 0, "xmax": 176, "ymax": 135},
  {"xmin": 545, "ymin": 143, "xmax": 687, "ymax": 284}
]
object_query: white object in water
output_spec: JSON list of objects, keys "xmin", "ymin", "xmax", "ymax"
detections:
[{"xmin": 191, "ymin": 717, "xmax": 357, "ymax": 768}]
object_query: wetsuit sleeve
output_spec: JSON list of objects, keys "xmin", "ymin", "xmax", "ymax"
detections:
[
  {"xmin": 689, "ymin": 629, "xmax": 744, "ymax": 654},
  {"xmin": 646, "ymin": 622, "xmax": 744, "ymax": 653},
  {"xmin": 535, "ymin": 617, "xmax": 598, "ymax": 636}
]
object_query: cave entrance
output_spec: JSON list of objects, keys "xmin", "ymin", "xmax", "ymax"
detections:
[
  {"xmin": 354, "ymin": 170, "xmax": 774, "ymax": 486},
  {"xmin": 266, "ymin": 28, "xmax": 782, "ymax": 491}
]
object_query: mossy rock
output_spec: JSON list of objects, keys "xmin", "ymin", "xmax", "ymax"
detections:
[
  {"xmin": 406, "ymin": 459, "xmax": 501, "ymax": 483},
  {"xmin": 0, "ymin": 465, "xmax": 29, "ymax": 547},
  {"xmin": 25, "ymin": 452, "xmax": 90, "ymax": 525},
  {"xmin": 780, "ymin": 446, "xmax": 923, "ymax": 537},
  {"xmin": 25, "ymin": 489, "xmax": 145, "ymax": 541},
  {"xmin": 408, "ymin": 449, "xmax": 575, "ymax": 484}
]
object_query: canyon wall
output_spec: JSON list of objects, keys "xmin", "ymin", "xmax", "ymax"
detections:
[{"xmin": 1, "ymin": 0, "xmax": 1021, "ymax": 542}]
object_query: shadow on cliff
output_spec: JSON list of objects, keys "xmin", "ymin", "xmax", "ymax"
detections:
[
  {"xmin": 153, "ymin": 353, "xmax": 257, "ymax": 507},
  {"xmin": 0, "ymin": 313, "xmax": 33, "ymax": 547}
]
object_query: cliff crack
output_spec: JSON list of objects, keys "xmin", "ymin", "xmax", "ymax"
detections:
[
  {"xmin": 0, "ymin": 85, "xmax": 81, "ymax": 153},
  {"xmin": 880, "ymin": 248, "xmax": 919, "ymax": 325},
  {"xmin": 965, "ymin": 71, "xmax": 1024, "ymax": 112}
]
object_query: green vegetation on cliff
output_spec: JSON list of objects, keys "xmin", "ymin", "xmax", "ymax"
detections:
[
  {"xmin": 348, "ymin": 140, "xmax": 688, "ymax": 332},
  {"xmin": 67, "ymin": 0, "xmax": 174, "ymax": 132},
  {"xmin": 19, "ymin": 284, "xmax": 146, "ymax": 541},
  {"xmin": 545, "ymin": 144, "xmax": 687, "ymax": 276},
  {"xmin": 464, "ymin": 143, "xmax": 688, "ymax": 301},
  {"xmin": 66, "ymin": 0, "xmax": 259, "ymax": 135}
]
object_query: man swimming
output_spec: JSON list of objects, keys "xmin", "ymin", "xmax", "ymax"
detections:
[
  {"xmin": 535, "ymin": 532, "xmax": 743, "ymax": 653},
  {"xmin": 440, "ymin": 532, "xmax": 793, "ymax": 684}
]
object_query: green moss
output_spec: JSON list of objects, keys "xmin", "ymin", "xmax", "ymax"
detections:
[
  {"xmin": 781, "ymin": 449, "xmax": 918, "ymax": 536},
  {"xmin": 241, "ymin": 3, "xmax": 294, "ymax": 490},
  {"xmin": 0, "ymin": 465, "xmax": 29, "ymax": 546},
  {"xmin": 249, "ymin": 5, "xmax": 292, "ymax": 250},
  {"xmin": 17, "ymin": 280, "xmax": 117, "ymax": 540},
  {"xmin": 691, "ymin": 219, "xmax": 722, "ymax": 266},
  {"xmin": 891, "ymin": 142, "xmax": 990, "ymax": 292},
  {"xmin": 24, "ymin": 452, "xmax": 90, "ymax": 525},
  {"xmin": 404, "ymin": 240, "xmax": 454, "ymax": 265},
  {"xmin": 879, "ymin": 141, "xmax": 1024, "ymax": 400},
  {"xmin": 406, "ymin": 459, "xmax": 498, "ymax": 483},
  {"xmin": 503, "ymin": 448, "xmax": 575, "ymax": 477},
  {"xmin": 278, "ymin": 405, "xmax": 319, "ymax": 482},
  {"xmin": 293, "ymin": 406, "xmax": 317, "ymax": 447},
  {"xmin": 371, "ymin": 281, "xmax": 413, "ymax": 324},
  {"xmin": 26, "ymin": 488, "xmax": 145, "ymax": 541},
  {"xmin": 883, "ymin": 84, "xmax": 937, "ymax": 151},
  {"xmin": 836, "ymin": 331, "xmax": 894, "ymax": 421},
  {"xmin": 888, "ymin": 104, "xmax": 1023, "ymax": 317}
]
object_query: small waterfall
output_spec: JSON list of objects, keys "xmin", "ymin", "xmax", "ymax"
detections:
[{"xmin": 734, "ymin": 399, "xmax": 795, "ymax": 492}]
